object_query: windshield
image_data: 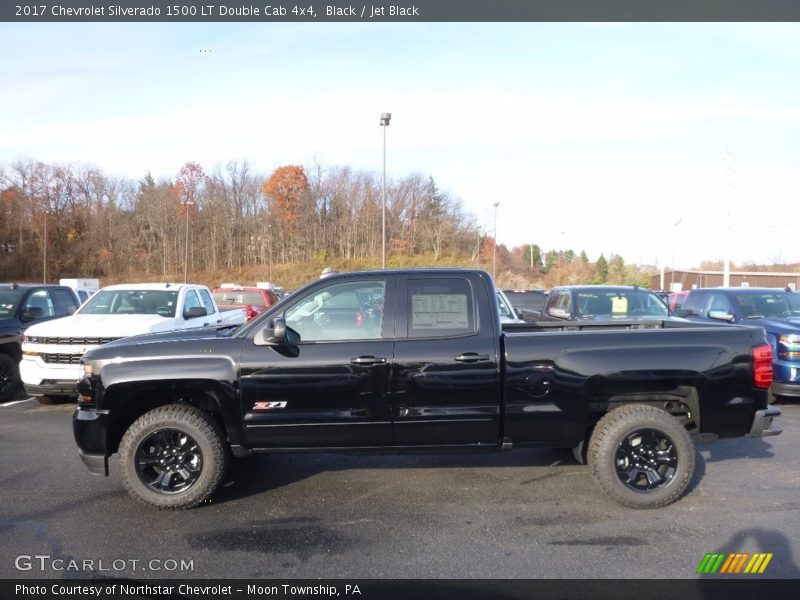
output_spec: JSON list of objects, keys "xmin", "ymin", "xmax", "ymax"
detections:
[
  {"xmin": 0, "ymin": 290, "xmax": 23, "ymax": 317},
  {"xmin": 213, "ymin": 291, "xmax": 265, "ymax": 306},
  {"xmin": 575, "ymin": 289, "xmax": 669, "ymax": 319},
  {"xmin": 503, "ymin": 290, "xmax": 546, "ymax": 311},
  {"xmin": 734, "ymin": 292, "xmax": 800, "ymax": 319},
  {"xmin": 78, "ymin": 289, "xmax": 180, "ymax": 317},
  {"xmin": 496, "ymin": 291, "xmax": 516, "ymax": 319}
]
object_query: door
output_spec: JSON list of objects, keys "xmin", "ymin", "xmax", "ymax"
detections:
[
  {"xmin": 392, "ymin": 275, "xmax": 501, "ymax": 446},
  {"xmin": 240, "ymin": 276, "xmax": 396, "ymax": 447}
]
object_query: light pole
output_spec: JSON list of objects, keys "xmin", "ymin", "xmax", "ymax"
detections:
[
  {"xmin": 42, "ymin": 209, "xmax": 48, "ymax": 283},
  {"xmin": 268, "ymin": 224, "xmax": 273, "ymax": 283},
  {"xmin": 183, "ymin": 199, "xmax": 195, "ymax": 283},
  {"xmin": 671, "ymin": 218, "xmax": 682, "ymax": 290},
  {"xmin": 380, "ymin": 112, "xmax": 391, "ymax": 269},
  {"xmin": 492, "ymin": 202, "xmax": 499, "ymax": 281}
]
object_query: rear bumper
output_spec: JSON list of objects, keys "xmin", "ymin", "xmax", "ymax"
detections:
[{"xmin": 746, "ymin": 407, "xmax": 782, "ymax": 438}]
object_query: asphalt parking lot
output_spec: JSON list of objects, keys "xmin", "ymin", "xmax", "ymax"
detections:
[{"xmin": 1, "ymin": 398, "xmax": 799, "ymax": 580}]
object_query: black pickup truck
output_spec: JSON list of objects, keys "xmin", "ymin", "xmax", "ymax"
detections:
[
  {"xmin": 0, "ymin": 283, "xmax": 81, "ymax": 402},
  {"xmin": 74, "ymin": 269, "xmax": 781, "ymax": 510}
]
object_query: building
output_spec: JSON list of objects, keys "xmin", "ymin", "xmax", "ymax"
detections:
[{"xmin": 652, "ymin": 269, "xmax": 800, "ymax": 291}]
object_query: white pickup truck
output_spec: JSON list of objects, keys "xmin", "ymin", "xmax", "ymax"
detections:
[{"xmin": 20, "ymin": 283, "xmax": 246, "ymax": 404}]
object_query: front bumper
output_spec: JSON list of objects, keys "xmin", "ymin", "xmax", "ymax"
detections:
[
  {"xmin": 24, "ymin": 381, "xmax": 79, "ymax": 397},
  {"xmin": 79, "ymin": 449, "xmax": 108, "ymax": 476},
  {"xmin": 771, "ymin": 382, "xmax": 800, "ymax": 399},
  {"xmin": 73, "ymin": 408, "xmax": 110, "ymax": 476},
  {"xmin": 746, "ymin": 407, "xmax": 782, "ymax": 438},
  {"xmin": 20, "ymin": 357, "xmax": 81, "ymax": 397}
]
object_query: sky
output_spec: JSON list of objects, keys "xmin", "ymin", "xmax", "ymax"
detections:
[{"xmin": 1, "ymin": 21, "xmax": 800, "ymax": 269}]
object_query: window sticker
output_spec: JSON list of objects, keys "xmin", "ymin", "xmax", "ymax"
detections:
[{"xmin": 411, "ymin": 294, "xmax": 469, "ymax": 329}]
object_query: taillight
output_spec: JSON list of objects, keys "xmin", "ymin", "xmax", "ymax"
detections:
[{"xmin": 752, "ymin": 344, "xmax": 773, "ymax": 389}]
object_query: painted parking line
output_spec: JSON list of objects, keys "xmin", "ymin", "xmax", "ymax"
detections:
[{"xmin": 0, "ymin": 398, "xmax": 35, "ymax": 407}]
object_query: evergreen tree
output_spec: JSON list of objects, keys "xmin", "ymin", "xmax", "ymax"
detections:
[{"xmin": 594, "ymin": 254, "xmax": 609, "ymax": 283}]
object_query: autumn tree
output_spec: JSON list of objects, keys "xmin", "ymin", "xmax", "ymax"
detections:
[
  {"xmin": 594, "ymin": 254, "xmax": 609, "ymax": 283},
  {"xmin": 263, "ymin": 165, "xmax": 310, "ymax": 262}
]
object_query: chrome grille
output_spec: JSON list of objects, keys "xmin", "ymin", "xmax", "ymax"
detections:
[
  {"xmin": 42, "ymin": 353, "xmax": 83, "ymax": 365},
  {"xmin": 38, "ymin": 337, "xmax": 122, "ymax": 345}
]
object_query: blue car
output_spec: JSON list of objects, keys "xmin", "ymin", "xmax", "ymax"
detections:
[{"xmin": 680, "ymin": 287, "xmax": 800, "ymax": 402}]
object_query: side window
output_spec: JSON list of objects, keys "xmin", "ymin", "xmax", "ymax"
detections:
[
  {"xmin": 407, "ymin": 278, "xmax": 474, "ymax": 338},
  {"xmin": 682, "ymin": 292, "xmax": 708, "ymax": 316},
  {"xmin": 183, "ymin": 290, "xmax": 202, "ymax": 313},
  {"xmin": 198, "ymin": 288, "xmax": 216, "ymax": 315},
  {"xmin": 285, "ymin": 280, "xmax": 385, "ymax": 342},
  {"xmin": 24, "ymin": 290, "xmax": 55, "ymax": 318},
  {"xmin": 51, "ymin": 288, "xmax": 79, "ymax": 316}
]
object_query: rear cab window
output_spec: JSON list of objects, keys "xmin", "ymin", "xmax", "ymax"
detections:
[{"xmin": 406, "ymin": 278, "xmax": 476, "ymax": 338}]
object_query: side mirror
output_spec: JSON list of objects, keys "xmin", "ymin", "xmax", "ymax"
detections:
[
  {"xmin": 708, "ymin": 309, "xmax": 735, "ymax": 323},
  {"xmin": 262, "ymin": 317, "xmax": 288, "ymax": 345},
  {"xmin": 67, "ymin": 306, "xmax": 77, "ymax": 315},
  {"xmin": 547, "ymin": 307, "xmax": 570, "ymax": 320},
  {"xmin": 20, "ymin": 307, "xmax": 43, "ymax": 322},
  {"xmin": 184, "ymin": 306, "xmax": 207, "ymax": 319}
]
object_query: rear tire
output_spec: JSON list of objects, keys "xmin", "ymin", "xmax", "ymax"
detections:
[
  {"xmin": 118, "ymin": 403, "xmax": 228, "ymax": 509},
  {"xmin": 587, "ymin": 404, "xmax": 695, "ymax": 509},
  {"xmin": 0, "ymin": 354, "xmax": 19, "ymax": 403}
]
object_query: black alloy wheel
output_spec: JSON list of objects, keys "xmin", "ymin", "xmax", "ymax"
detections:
[
  {"xmin": 135, "ymin": 428, "xmax": 203, "ymax": 494},
  {"xmin": 614, "ymin": 428, "xmax": 678, "ymax": 492},
  {"xmin": 587, "ymin": 403, "xmax": 695, "ymax": 508}
]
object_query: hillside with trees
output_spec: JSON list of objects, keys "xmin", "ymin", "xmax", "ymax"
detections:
[{"xmin": 1, "ymin": 159, "xmax": 656, "ymax": 290}]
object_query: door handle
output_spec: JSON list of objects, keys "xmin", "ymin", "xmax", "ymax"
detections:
[
  {"xmin": 350, "ymin": 355, "xmax": 387, "ymax": 366},
  {"xmin": 454, "ymin": 353, "xmax": 490, "ymax": 363}
]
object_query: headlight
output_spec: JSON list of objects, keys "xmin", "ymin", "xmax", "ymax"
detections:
[
  {"xmin": 82, "ymin": 362, "xmax": 93, "ymax": 376},
  {"xmin": 779, "ymin": 335, "xmax": 800, "ymax": 345}
]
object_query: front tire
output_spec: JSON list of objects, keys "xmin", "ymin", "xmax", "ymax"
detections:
[
  {"xmin": 0, "ymin": 354, "xmax": 20, "ymax": 403},
  {"xmin": 118, "ymin": 403, "xmax": 228, "ymax": 509},
  {"xmin": 587, "ymin": 404, "xmax": 695, "ymax": 509}
]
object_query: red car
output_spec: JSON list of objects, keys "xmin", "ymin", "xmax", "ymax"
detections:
[
  {"xmin": 212, "ymin": 286, "xmax": 279, "ymax": 321},
  {"xmin": 668, "ymin": 290, "xmax": 689, "ymax": 311}
]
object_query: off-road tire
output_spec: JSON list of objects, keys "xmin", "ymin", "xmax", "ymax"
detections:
[
  {"xmin": 587, "ymin": 404, "xmax": 695, "ymax": 509},
  {"xmin": 0, "ymin": 354, "xmax": 20, "ymax": 403},
  {"xmin": 118, "ymin": 403, "xmax": 228, "ymax": 509}
]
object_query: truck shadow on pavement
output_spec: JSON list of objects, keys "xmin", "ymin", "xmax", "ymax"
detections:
[
  {"xmin": 213, "ymin": 447, "xmax": 581, "ymax": 506},
  {"xmin": 699, "ymin": 434, "xmax": 777, "ymax": 463}
]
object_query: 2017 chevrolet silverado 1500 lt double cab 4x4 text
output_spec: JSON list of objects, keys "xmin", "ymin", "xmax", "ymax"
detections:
[{"xmin": 73, "ymin": 269, "xmax": 781, "ymax": 510}]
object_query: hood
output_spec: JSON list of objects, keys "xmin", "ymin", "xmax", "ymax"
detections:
[
  {"xmin": 84, "ymin": 325, "xmax": 236, "ymax": 360},
  {"xmin": 0, "ymin": 316, "xmax": 23, "ymax": 336},
  {"xmin": 24, "ymin": 313, "xmax": 182, "ymax": 338},
  {"xmin": 746, "ymin": 317, "xmax": 800, "ymax": 335}
]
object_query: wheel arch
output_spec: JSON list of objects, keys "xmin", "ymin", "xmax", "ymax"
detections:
[{"xmin": 103, "ymin": 379, "xmax": 239, "ymax": 455}]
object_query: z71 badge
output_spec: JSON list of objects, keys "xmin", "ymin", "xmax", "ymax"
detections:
[{"xmin": 253, "ymin": 401, "xmax": 288, "ymax": 410}]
